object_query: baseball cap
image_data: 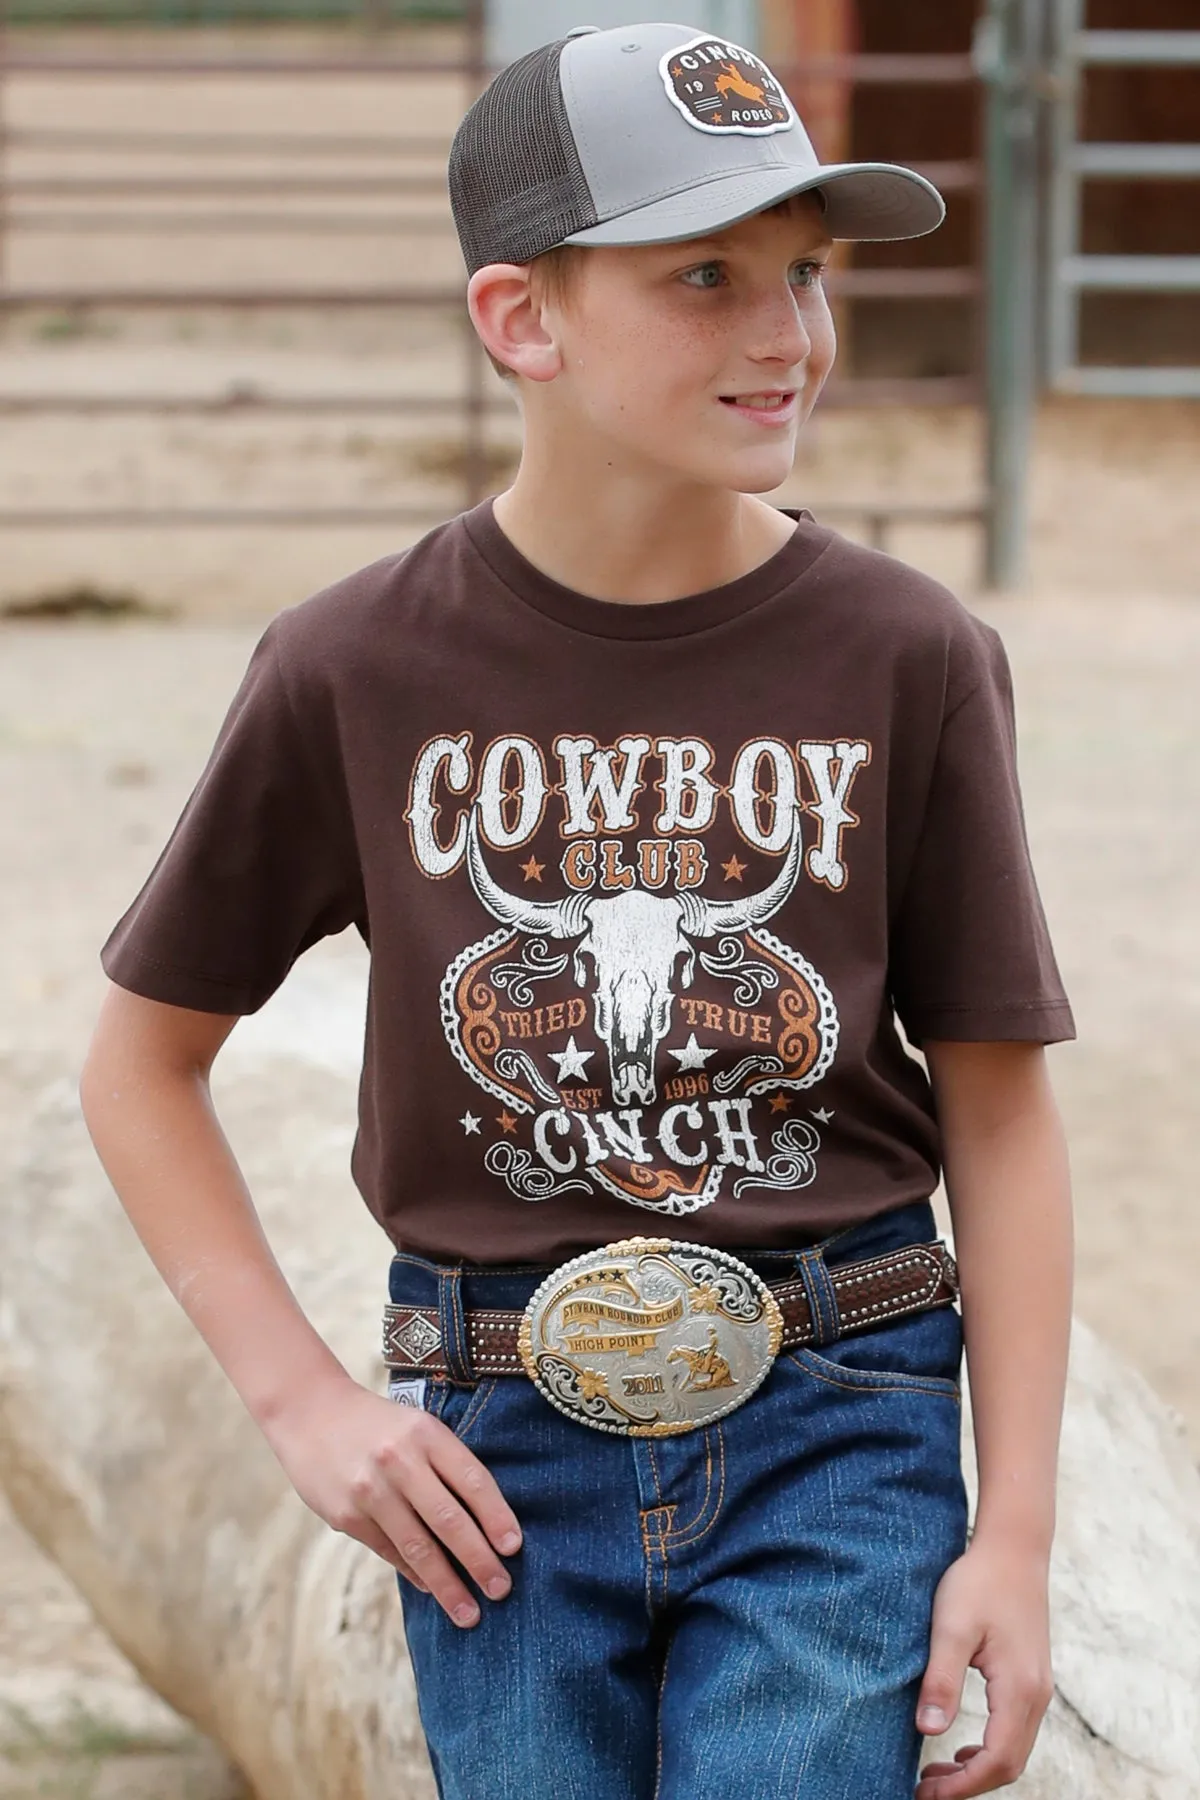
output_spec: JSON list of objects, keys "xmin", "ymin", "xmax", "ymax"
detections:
[{"xmin": 448, "ymin": 19, "xmax": 946, "ymax": 277}]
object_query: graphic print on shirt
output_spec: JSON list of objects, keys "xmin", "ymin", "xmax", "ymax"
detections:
[{"xmin": 405, "ymin": 732, "xmax": 871, "ymax": 1217}]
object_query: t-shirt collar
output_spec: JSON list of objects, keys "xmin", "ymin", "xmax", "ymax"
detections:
[{"xmin": 459, "ymin": 496, "xmax": 833, "ymax": 641}]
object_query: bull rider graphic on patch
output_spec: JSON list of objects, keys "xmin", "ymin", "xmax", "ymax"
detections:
[
  {"xmin": 659, "ymin": 34, "xmax": 795, "ymax": 137},
  {"xmin": 405, "ymin": 731, "xmax": 870, "ymax": 1217}
]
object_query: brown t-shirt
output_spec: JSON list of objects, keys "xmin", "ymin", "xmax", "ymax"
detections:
[{"xmin": 100, "ymin": 499, "xmax": 1075, "ymax": 1263}]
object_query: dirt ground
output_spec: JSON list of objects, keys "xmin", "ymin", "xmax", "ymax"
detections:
[{"xmin": 1, "ymin": 21, "xmax": 1199, "ymax": 1800}]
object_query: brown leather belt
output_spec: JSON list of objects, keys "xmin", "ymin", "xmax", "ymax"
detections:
[{"xmin": 382, "ymin": 1237, "xmax": 960, "ymax": 1378}]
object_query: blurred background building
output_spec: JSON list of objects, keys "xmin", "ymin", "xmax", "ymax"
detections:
[{"xmin": 0, "ymin": 0, "xmax": 1196, "ymax": 589}]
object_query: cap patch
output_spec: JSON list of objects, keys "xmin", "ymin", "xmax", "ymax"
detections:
[{"xmin": 659, "ymin": 34, "xmax": 795, "ymax": 137}]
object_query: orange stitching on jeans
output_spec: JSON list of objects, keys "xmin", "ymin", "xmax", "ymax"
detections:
[
  {"xmin": 782, "ymin": 1349, "xmax": 961, "ymax": 1401},
  {"xmin": 447, "ymin": 1377, "xmax": 503, "ymax": 1441},
  {"xmin": 658, "ymin": 1429, "xmax": 713, "ymax": 1543},
  {"xmin": 646, "ymin": 1438, "xmax": 666, "ymax": 1507},
  {"xmin": 654, "ymin": 1431, "xmax": 712, "ymax": 1540},
  {"xmin": 639, "ymin": 1506, "xmax": 671, "ymax": 1611},
  {"xmin": 423, "ymin": 1376, "xmax": 452, "ymax": 1421},
  {"xmin": 640, "ymin": 1515, "xmax": 656, "ymax": 1617},
  {"xmin": 662, "ymin": 1425, "xmax": 727, "ymax": 1550},
  {"xmin": 651, "ymin": 1627, "xmax": 676, "ymax": 1800}
]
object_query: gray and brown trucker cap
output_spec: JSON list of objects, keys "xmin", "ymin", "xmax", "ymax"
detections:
[{"xmin": 448, "ymin": 20, "xmax": 946, "ymax": 276}]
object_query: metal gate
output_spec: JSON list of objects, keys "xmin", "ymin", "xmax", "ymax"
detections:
[
  {"xmin": 1044, "ymin": 1, "xmax": 1200, "ymax": 397},
  {"xmin": 970, "ymin": 0, "xmax": 1200, "ymax": 580}
]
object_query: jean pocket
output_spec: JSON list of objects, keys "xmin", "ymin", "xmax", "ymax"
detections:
[
  {"xmin": 421, "ymin": 1374, "xmax": 504, "ymax": 1443},
  {"xmin": 785, "ymin": 1299, "xmax": 963, "ymax": 1398}
]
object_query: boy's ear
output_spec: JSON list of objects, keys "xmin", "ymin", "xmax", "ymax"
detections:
[{"xmin": 467, "ymin": 264, "xmax": 561, "ymax": 384}]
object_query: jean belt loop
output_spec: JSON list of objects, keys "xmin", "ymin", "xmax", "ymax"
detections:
[
  {"xmin": 437, "ymin": 1265, "xmax": 475, "ymax": 1384},
  {"xmin": 796, "ymin": 1246, "xmax": 841, "ymax": 1349}
]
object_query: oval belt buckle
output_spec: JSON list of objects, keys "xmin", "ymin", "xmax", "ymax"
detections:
[{"xmin": 518, "ymin": 1236, "xmax": 784, "ymax": 1436}]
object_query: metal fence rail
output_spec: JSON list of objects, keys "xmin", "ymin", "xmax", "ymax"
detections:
[
  {"xmin": 4, "ymin": 0, "xmax": 461, "ymax": 23},
  {"xmin": 1045, "ymin": 4, "xmax": 1200, "ymax": 397},
  {"xmin": 0, "ymin": 11, "xmax": 993, "ymax": 564}
]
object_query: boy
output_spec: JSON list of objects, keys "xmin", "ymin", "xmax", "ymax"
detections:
[{"xmin": 80, "ymin": 20, "xmax": 1075, "ymax": 1800}]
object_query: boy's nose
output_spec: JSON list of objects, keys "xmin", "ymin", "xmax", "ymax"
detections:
[{"xmin": 747, "ymin": 290, "xmax": 814, "ymax": 368}]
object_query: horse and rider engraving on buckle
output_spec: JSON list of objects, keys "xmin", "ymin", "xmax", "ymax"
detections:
[{"xmin": 517, "ymin": 1235, "xmax": 784, "ymax": 1437}]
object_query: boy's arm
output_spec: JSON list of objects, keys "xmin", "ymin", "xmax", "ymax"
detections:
[
  {"xmin": 913, "ymin": 1038, "xmax": 1071, "ymax": 1798},
  {"xmin": 78, "ymin": 982, "xmax": 523, "ymax": 1628},
  {"xmin": 80, "ymin": 984, "xmax": 352, "ymax": 1415},
  {"xmin": 929, "ymin": 1038, "xmax": 1073, "ymax": 1553}
]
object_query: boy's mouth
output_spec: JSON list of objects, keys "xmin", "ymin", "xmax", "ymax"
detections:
[{"xmin": 718, "ymin": 389, "xmax": 797, "ymax": 423}]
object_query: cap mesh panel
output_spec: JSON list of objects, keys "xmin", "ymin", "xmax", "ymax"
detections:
[{"xmin": 448, "ymin": 38, "xmax": 597, "ymax": 275}]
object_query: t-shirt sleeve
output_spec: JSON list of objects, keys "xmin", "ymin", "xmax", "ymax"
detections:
[
  {"xmin": 888, "ymin": 616, "xmax": 1076, "ymax": 1046},
  {"xmin": 99, "ymin": 614, "xmax": 363, "ymax": 1015}
]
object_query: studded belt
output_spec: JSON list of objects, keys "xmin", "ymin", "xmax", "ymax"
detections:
[{"xmin": 383, "ymin": 1234, "xmax": 960, "ymax": 1438}]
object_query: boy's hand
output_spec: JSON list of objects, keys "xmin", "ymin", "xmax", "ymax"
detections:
[
  {"xmin": 261, "ymin": 1373, "xmax": 523, "ymax": 1629},
  {"xmin": 913, "ymin": 1534, "xmax": 1055, "ymax": 1796}
]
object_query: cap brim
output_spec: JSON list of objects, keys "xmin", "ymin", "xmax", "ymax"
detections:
[{"xmin": 561, "ymin": 161, "xmax": 945, "ymax": 248}]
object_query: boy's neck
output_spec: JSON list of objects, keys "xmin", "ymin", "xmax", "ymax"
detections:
[{"xmin": 489, "ymin": 469, "xmax": 799, "ymax": 606}]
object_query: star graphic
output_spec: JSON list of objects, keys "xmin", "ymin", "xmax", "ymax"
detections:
[
  {"xmin": 812, "ymin": 1108, "xmax": 835, "ymax": 1124},
  {"xmin": 549, "ymin": 1034, "xmax": 594, "ymax": 1081},
  {"xmin": 496, "ymin": 1109, "xmax": 519, "ymax": 1134},
  {"xmin": 459, "ymin": 1111, "xmax": 481, "ymax": 1135},
  {"xmin": 721, "ymin": 853, "xmax": 747, "ymax": 881},
  {"xmin": 520, "ymin": 853, "xmax": 544, "ymax": 881},
  {"xmin": 768, "ymin": 1092, "xmax": 792, "ymax": 1113},
  {"xmin": 670, "ymin": 1032, "xmax": 718, "ymax": 1071}
]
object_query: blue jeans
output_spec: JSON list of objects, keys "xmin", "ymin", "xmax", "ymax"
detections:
[{"xmin": 388, "ymin": 1198, "xmax": 969, "ymax": 1800}]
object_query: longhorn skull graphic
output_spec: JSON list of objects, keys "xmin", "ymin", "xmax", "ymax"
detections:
[{"xmin": 463, "ymin": 807, "xmax": 806, "ymax": 1107}]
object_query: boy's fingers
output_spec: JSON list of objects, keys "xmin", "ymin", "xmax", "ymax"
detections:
[
  {"xmin": 917, "ymin": 1742, "xmax": 983, "ymax": 1785},
  {"xmin": 396, "ymin": 1454, "xmax": 517, "ymax": 1605},
  {"xmin": 351, "ymin": 1518, "xmax": 430, "ymax": 1591},
  {"xmin": 363, "ymin": 1485, "xmax": 486, "ymax": 1624},
  {"xmin": 916, "ymin": 1748, "xmax": 1017, "ymax": 1798},
  {"xmin": 428, "ymin": 1429, "xmax": 524, "ymax": 1555},
  {"xmin": 915, "ymin": 1687, "xmax": 1040, "ymax": 1796}
]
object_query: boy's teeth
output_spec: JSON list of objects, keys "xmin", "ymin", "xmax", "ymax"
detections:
[{"xmin": 734, "ymin": 393, "xmax": 786, "ymax": 407}]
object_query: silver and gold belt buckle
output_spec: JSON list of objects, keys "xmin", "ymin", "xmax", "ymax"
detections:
[{"xmin": 518, "ymin": 1236, "xmax": 784, "ymax": 1436}]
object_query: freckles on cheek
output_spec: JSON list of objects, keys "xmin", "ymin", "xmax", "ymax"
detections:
[
  {"xmin": 810, "ymin": 302, "xmax": 838, "ymax": 371},
  {"xmin": 673, "ymin": 315, "xmax": 736, "ymax": 391},
  {"xmin": 582, "ymin": 307, "xmax": 709, "ymax": 426}
]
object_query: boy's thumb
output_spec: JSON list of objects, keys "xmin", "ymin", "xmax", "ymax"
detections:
[{"xmin": 916, "ymin": 1663, "xmax": 963, "ymax": 1734}]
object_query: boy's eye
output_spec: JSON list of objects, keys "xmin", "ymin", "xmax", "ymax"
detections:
[
  {"xmin": 679, "ymin": 258, "xmax": 827, "ymax": 289},
  {"xmin": 680, "ymin": 261, "xmax": 724, "ymax": 288}
]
